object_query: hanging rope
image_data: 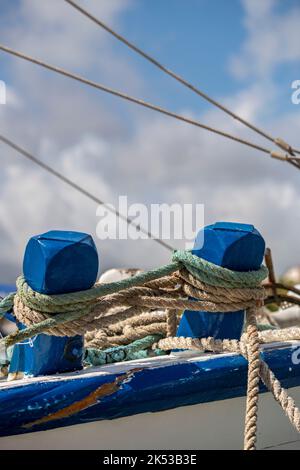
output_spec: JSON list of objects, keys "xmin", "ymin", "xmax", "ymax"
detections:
[
  {"xmin": 3, "ymin": 249, "xmax": 300, "ymax": 448},
  {"xmin": 155, "ymin": 326, "xmax": 300, "ymax": 450},
  {"xmin": 65, "ymin": 0, "xmax": 300, "ymax": 161}
]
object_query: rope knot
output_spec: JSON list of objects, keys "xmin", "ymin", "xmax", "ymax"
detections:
[{"xmin": 172, "ymin": 250, "xmax": 268, "ymax": 289}]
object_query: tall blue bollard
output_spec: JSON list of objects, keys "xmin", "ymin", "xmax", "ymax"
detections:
[
  {"xmin": 177, "ymin": 222, "xmax": 265, "ymax": 340},
  {"xmin": 9, "ymin": 231, "xmax": 99, "ymax": 377}
]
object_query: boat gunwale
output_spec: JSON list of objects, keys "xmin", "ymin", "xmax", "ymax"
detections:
[{"xmin": 0, "ymin": 338, "xmax": 299, "ymax": 390}]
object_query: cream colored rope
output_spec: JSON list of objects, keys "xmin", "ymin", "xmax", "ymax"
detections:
[
  {"xmin": 9, "ymin": 254, "xmax": 300, "ymax": 450},
  {"xmin": 243, "ymin": 308, "xmax": 260, "ymax": 451},
  {"xmin": 156, "ymin": 325, "xmax": 300, "ymax": 450},
  {"xmin": 13, "ymin": 269, "xmax": 265, "ymax": 337}
]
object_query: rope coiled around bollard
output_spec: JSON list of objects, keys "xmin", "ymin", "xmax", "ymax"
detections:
[
  {"xmin": 0, "ymin": 251, "xmax": 268, "ymax": 344},
  {"xmin": 2, "ymin": 249, "xmax": 300, "ymax": 450}
]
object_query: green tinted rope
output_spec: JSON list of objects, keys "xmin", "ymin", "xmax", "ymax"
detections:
[
  {"xmin": 84, "ymin": 334, "xmax": 164, "ymax": 366},
  {"xmin": 0, "ymin": 250, "xmax": 268, "ymax": 349},
  {"xmin": 15, "ymin": 261, "xmax": 180, "ymax": 313},
  {"xmin": 15, "ymin": 252, "xmax": 267, "ymax": 313},
  {"xmin": 0, "ymin": 293, "xmax": 15, "ymax": 319},
  {"xmin": 173, "ymin": 250, "xmax": 268, "ymax": 288}
]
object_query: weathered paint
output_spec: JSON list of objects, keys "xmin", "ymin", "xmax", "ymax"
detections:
[
  {"xmin": 0, "ymin": 387, "xmax": 300, "ymax": 452},
  {"xmin": 22, "ymin": 370, "xmax": 139, "ymax": 429},
  {"xmin": 0, "ymin": 343, "xmax": 300, "ymax": 438},
  {"xmin": 2, "ymin": 383, "xmax": 300, "ymax": 450},
  {"xmin": 8, "ymin": 231, "xmax": 99, "ymax": 377},
  {"xmin": 177, "ymin": 222, "xmax": 265, "ymax": 340}
]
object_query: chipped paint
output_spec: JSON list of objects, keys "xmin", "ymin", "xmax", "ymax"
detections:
[
  {"xmin": 22, "ymin": 369, "xmax": 140, "ymax": 429},
  {"xmin": 1, "ymin": 347, "xmax": 300, "ymax": 439}
]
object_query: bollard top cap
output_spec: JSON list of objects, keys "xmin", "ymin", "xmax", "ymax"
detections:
[
  {"xmin": 213, "ymin": 222, "xmax": 255, "ymax": 233},
  {"xmin": 36, "ymin": 230, "xmax": 93, "ymax": 244},
  {"xmin": 193, "ymin": 221, "xmax": 265, "ymax": 271},
  {"xmin": 23, "ymin": 230, "xmax": 99, "ymax": 294}
]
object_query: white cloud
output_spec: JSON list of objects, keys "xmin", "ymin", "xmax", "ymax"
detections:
[
  {"xmin": 0, "ymin": 0, "xmax": 300, "ymax": 286},
  {"xmin": 2, "ymin": 0, "xmax": 132, "ymax": 69},
  {"xmin": 230, "ymin": 0, "xmax": 300, "ymax": 79}
]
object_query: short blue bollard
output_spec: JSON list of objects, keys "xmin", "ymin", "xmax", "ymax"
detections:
[
  {"xmin": 177, "ymin": 222, "xmax": 265, "ymax": 340},
  {"xmin": 9, "ymin": 230, "xmax": 99, "ymax": 377}
]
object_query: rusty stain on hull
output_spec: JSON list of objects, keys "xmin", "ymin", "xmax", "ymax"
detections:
[{"xmin": 22, "ymin": 369, "xmax": 141, "ymax": 429}]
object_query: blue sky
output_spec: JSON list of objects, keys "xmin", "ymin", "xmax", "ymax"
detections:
[
  {"xmin": 0, "ymin": 0, "xmax": 300, "ymax": 282},
  {"xmin": 3, "ymin": 0, "xmax": 245, "ymax": 100},
  {"xmin": 119, "ymin": 0, "xmax": 246, "ymax": 107},
  {"xmin": 0, "ymin": 0, "xmax": 297, "ymax": 115}
]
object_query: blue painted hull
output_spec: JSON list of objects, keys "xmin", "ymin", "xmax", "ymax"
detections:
[
  {"xmin": 0, "ymin": 285, "xmax": 14, "ymax": 297},
  {"xmin": 0, "ymin": 344, "xmax": 300, "ymax": 441}
]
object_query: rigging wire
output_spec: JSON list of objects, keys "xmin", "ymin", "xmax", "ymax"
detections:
[
  {"xmin": 0, "ymin": 7, "xmax": 297, "ymax": 274},
  {"xmin": 0, "ymin": 134, "xmax": 175, "ymax": 253},
  {"xmin": 0, "ymin": 43, "xmax": 285, "ymax": 158},
  {"xmin": 64, "ymin": 0, "xmax": 300, "ymax": 158}
]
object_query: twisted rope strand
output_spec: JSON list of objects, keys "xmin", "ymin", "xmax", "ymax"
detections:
[
  {"xmin": 156, "ymin": 326, "xmax": 300, "ymax": 450},
  {"xmin": 259, "ymin": 361, "xmax": 300, "ymax": 433},
  {"xmin": 2, "ymin": 252, "xmax": 267, "ymax": 345},
  {"xmin": 7, "ymin": 251, "xmax": 300, "ymax": 451},
  {"xmin": 243, "ymin": 308, "xmax": 260, "ymax": 451},
  {"xmin": 12, "ymin": 273, "xmax": 265, "ymax": 338}
]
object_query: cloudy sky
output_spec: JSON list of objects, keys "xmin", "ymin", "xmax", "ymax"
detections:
[{"xmin": 0, "ymin": 0, "xmax": 299, "ymax": 284}]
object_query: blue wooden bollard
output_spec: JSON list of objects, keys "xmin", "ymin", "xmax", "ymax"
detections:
[
  {"xmin": 177, "ymin": 222, "xmax": 265, "ymax": 340},
  {"xmin": 9, "ymin": 230, "xmax": 99, "ymax": 377}
]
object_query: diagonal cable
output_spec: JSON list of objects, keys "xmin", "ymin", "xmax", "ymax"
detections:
[
  {"xmin": 64, "ymin": 0, "xmax": 300, "ymax": 158},
  {"xmin": 0, "ymin": 43, "xmax": 284, "ymax": 157},
  {"xmin": 0, "ymin": 133, "xmax": 175, "ymax": 252},
  {"xmin": 0, "ymin": 45, "xmax": 299, "ymax": 169}
]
